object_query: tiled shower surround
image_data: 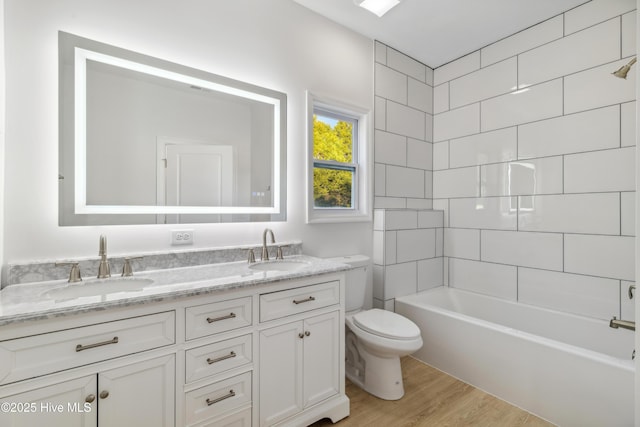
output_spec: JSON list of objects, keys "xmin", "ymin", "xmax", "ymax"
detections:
[
  {"xmin": 374, "ymin": 0, "xmax": 637, "ymax": 321},
  {"xmin": 372, "ymin": 209, "xmax": 443, "ymax": 309}
]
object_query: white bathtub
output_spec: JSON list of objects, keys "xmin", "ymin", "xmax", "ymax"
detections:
[{"xmin": 395, "ymin": 287, "xmax": 635, "ymax": 427}]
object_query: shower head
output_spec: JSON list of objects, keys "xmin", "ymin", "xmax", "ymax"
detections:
[{"xmin": 612, "ymin": 57, "xmax": 637, "ymax": 79}]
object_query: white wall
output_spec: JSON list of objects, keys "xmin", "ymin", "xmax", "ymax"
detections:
[
  {"xmin": 433, "ymin": 0, "xmax": 637, "ymax": 322},
  {"xmin": 2, "ymin": 0, "xmax": 374, "ymax": 264}
]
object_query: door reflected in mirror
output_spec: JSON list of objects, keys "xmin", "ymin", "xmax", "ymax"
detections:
[{"xmin": 59, "ymin": 32, "xmax": 287, "ymax": 225}]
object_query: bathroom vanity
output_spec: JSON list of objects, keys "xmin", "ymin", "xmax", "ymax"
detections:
[{"xmin": 0, "ymin": 256, "xmax": 350, "ymax": 427}]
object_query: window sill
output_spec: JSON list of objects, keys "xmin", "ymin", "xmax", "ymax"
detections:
[{"xmin": 306, "ymin": 211, "xmax": 372, "ymax": 224}]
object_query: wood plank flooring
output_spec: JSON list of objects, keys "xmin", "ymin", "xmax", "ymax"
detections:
[{"xmin": 310, "ymin": 357, "xmax": 555, "ymax": 427}]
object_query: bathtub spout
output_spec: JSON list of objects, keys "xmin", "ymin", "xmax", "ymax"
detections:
[{"xmin": 609, "ymin": 316, "xmax": 635, "ymax": 331}]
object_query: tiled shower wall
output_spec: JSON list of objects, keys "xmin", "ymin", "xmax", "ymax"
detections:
[
  {"xmin": 432, "ymin": 0, "xmax": 637, "ymax": 321},
  {"xmin": 373, "ymin": 43, "xmax": 438, "ymax": 309},
  {"xmin": 373, "ymin": 42, "xmax": 434, "ymax": 209},
  {"xmin": 372, "ymin": 209, "xmax": 443, "ymax": 309}
]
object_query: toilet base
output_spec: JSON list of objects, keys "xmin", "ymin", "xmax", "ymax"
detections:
[{"xmin": 346, "ymin": 341, "xmax": 405, "ymax": 401}]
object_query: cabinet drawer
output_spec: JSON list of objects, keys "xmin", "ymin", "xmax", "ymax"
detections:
[
  {"xmin": 185, "ymin": 334, "xmax": 252, "ymax": 383},
  {"xmin": 0, "ymin": 311, "xmax": 175, "ymax": 385},
  {"xmin": 260, "ymin": 281, "xmax": 339, "ymax": 322},
  {"xmin": 186, "ymin": 297, "xmax": 252, "ymax": 340},
  {"xmin": 185, "ymin": 371, "xmax": 252, "ymax": 426}
]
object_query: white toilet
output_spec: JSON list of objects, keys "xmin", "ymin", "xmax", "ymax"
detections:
[{"xmin": 329, "ymin": 255, "xmax": 423, "ymax": 400}]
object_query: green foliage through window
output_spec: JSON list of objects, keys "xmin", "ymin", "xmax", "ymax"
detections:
[{"xmin": 313, "ymin": 114, "xmax": 355, "ymax": 208}]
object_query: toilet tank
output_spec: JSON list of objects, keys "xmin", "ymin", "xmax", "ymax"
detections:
[{"xmin": 326, "ymin": 255, "xmax": 370, "ymax": 313}]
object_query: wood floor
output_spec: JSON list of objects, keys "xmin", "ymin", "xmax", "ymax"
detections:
[{"xmin": 310, "ymin": 357, "xmax": 555, "ymax": 427}]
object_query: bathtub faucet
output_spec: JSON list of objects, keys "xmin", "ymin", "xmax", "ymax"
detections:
[{"xmin": 609, "ymin": 316, "xmax": 635, "ymax": 331}]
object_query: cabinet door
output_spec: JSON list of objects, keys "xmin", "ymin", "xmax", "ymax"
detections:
[
  {"xmin": 0, "ymin": 375, "xmax": 97, "ymax": 427},
  {"xmin": 303, "ymin": 311, "xmax": 339, "ymax": 407},
  {"xmin": 259, "ymin": 322, "xmax": 303, "ymax": 426},
  {"xmin": 98, "ymin": 354, "xmax": 175, "ymax": 427}
]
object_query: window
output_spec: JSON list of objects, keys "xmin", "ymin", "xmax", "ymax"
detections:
[{"xmin": 306, "ymin": 93, "xmax": 371, "ymax": 223}]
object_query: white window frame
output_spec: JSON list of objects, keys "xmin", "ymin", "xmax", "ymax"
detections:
[{"xmin": 306, "ymin": 92, "xmax": 372, "ymax": 224}]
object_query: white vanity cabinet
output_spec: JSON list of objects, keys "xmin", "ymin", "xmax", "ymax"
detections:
[
  {"xmin": 258, "ymin": 280, "xmax": 343, "ymax": 426},
  {"xmin": 0, "ymin": 354, "xmax": 175, "ymax": 427},
  {"xmin": 0, "ymin": 375, "xmax": 97, "ymax": 427},
  {"xmin": 0, "ymin": 312, "xmax": 176, "ymax": 427},
  {"xmin": 0, "ymin": 267, "xmax": 349, "ymax": 427},
  {"xmin": 97, "ymin": 354, "xmax": 175, "ymax": 426},
  {"xmin": 182, "ymin": 297, "xmax": 254, "ymax": 427}
]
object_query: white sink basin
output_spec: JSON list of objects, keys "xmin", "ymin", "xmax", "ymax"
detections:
[
  {"xmin": 43, "ymin": 277, "xmax": 154, "ymax": 299},
  {"xmin": 249, "ymin": 260, "xmax": 310, "ymax": 272}
]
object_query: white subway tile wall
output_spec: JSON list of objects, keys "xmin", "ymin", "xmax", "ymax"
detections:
[
  {"xmin": 564, "ymin": 0, "xmax": 636, "ymax": 35},
  {"xmin": 375, "ymin": 42, "xmax": 433, "ymax": 209},
  {"xmin": 480, "ymin": 16, "xmax": 564, "ymax": 67},
  {"xmin": 518, "ymin": 18, "xmax": 620, "ymax": 87},
  {"xmin": 448, "ymin": 258, "xmax": 518, "ymax": 300},
  {"xmin": 430, "ymin": 0, "xmax": 636, "ymax": 321},
  {"xmin": 372, "ymin": 209, "xmax": 443, "ymax": 308},
  {"xmin": 449, "ymin": 127, "xmax": 517, "ymax": 168},
  {"xmin": 621, "ymin": 101, "xmax": 636, "ymax": 147},
  {"xmin": 621, "ymin": 11, "xmax": 636, "ymax": 57}
]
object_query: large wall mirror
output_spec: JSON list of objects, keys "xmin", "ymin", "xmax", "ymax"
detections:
[{"xmin": 59, "ymin": 32, "xmax": 287, "ymax": 225}]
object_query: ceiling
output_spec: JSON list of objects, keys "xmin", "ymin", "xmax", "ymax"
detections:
[{"xmin": 293, "ymin": 0, "xmax": 590, "ymax": 68}]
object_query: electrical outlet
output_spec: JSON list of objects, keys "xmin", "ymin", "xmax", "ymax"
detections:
[{"xmin": 171, "ymin": 229, "xmax": 195, "ymax": 245}]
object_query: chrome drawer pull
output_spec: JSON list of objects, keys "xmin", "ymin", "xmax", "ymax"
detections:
[
  {"xmin": 206, "ymin": 312, "xmax": 236, "ymax": 323},
  {"xmin": 76, "ymin": 336, "xmax": 119, "ymax": 352},
  {"xmin": 293, "ymin": 296, "xmax": 315, "ymax": 305},
  {"xmin": 207, "ymin": 351, "xmax": 237, "ymax": 365},
  {"xmin": 206, "ymin": 389, "xmax": 236, "ymax": 406}
]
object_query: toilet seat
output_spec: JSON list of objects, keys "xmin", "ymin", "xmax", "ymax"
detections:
[{"xmin": 353, "ymin": 309, "xmax": 421, "ymax": 340}]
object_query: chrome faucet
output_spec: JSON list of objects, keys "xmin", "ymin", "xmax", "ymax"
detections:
[
  {"xmin": 97, "ymin": 234, "xmax": 111, "ymax": 278},
  {"xmin": 609, "ymin": 316, "xmax": 635, "ymax": 331},
  {"xmin": 261, "ymin": 228, "xmax": 275, "ymax": 261}
]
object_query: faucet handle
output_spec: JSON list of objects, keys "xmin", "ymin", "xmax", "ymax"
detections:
[
  {"xmin": 247, "ymin": 249, "xmax": 256, "ymax": 264},
  {"xmin": 55, "ymin": 261, "xmax": 82, "ymax": 283},
  {"xmin": 276, "ymin": 245, "xmax": 290, "ymax": 260},
  {"xmin": 122, "ymin": 257, "xmax": 143, "ymax": 277}
]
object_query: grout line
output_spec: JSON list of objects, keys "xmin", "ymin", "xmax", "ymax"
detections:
[
  {"xmin": 515, "ymin": 125, "xmax": 520, "ymax": 166},
  {"xmin": 561, "ymin": 77, "xmax": 565, "ymax": 116},
  {"xmin": 516, "ymin": 196, "xmax": 519, "ymax": 232},
  {"xmin": 516, "ymin": 54, "xmax": 519, "ymax": 90},
  {"xmin": 561, "ymin": 155, "xmax": 565, "ymax": 194},
  {"xmin": 619, "ymin": 104, "xmax": 622, "ymax": 148},
  {"xmin": 516, "ymin": 266, "xmax": 519, "ymax": 301},
  {"xmin": 619, "ymin": 192, "xmax": 622, "ymax": 236},
  {"xmin": 562, "ymin": 233, "xmax": 565, "ymax": 273},
  {"xmin": 619, "ymin": 280, "xmax": 622, "ymax": 319},
  {"xmin": 620, "ymin": 16, "xmax": 623, "ymax": 59}
]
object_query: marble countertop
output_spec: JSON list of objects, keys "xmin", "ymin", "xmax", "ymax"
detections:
[{"xmin": 0, "ymin": 255, "xmax": 350, "ymax": 326}]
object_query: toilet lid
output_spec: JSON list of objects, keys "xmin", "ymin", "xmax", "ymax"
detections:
[{"xmin": 353, "ymin": 309, "xmax": 421, "ymax": 340}]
